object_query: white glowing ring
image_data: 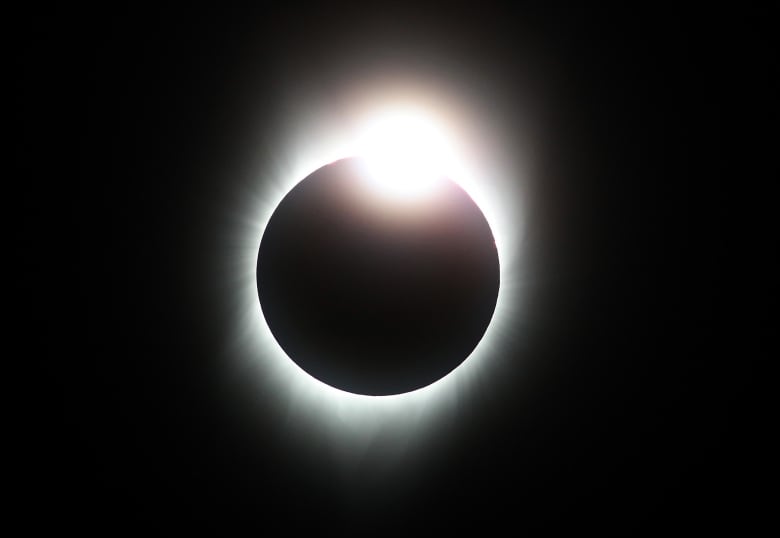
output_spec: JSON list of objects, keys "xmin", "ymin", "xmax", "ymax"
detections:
[{"xmin": 221, "ymin": 86, "xmax": 528, "ymax": 457}]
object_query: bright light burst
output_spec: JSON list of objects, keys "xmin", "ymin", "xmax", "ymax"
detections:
[
  {"xmin": 221, "ymin": 82, "xmax": 529, "ymax": 462},
  {"xmin": 357, "ymin": 108, "xmax": 451, "ymax": 200}
]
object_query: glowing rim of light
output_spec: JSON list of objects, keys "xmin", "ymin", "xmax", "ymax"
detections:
[{"xmin": 224, "ymin": 97, "xmax": 527, "ymax": 453}]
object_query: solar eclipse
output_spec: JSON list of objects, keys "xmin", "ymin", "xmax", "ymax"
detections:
[{"xmin": 225, "ymin": 87, "xmax": 529, "ymax": 455}]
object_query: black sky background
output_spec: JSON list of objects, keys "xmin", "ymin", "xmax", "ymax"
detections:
[{"xmin": 22, "ymin": 3, "xmax": 739, "ymax": 533}]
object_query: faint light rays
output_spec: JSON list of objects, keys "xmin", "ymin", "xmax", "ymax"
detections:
[{"xmin": 218, "ymin": 81, "xmax": 529, "ymax": 462}]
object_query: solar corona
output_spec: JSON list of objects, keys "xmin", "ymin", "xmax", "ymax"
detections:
[{"xmin": 225, "ymin": 94, "xmax": 528, "ymax": 454}]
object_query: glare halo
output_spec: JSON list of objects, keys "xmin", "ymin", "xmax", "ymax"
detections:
[{"xmin": 224, "ymin": 82, "xmax": 529, "ymax": 459}]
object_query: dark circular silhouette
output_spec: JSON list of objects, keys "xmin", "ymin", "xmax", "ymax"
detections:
[{"xmin": 257, "ymin": 157, "xmax": 499, "ymax": 395}]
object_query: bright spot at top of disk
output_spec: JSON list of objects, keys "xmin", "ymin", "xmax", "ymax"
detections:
[{"xmin": 357, "ymin": 108, "xmax": 454, "ymax": 200}]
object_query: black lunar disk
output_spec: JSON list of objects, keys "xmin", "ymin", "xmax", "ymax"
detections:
[{"xmin": 257, "ymin": 157, "xmax": 499, "ymax": 395}]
